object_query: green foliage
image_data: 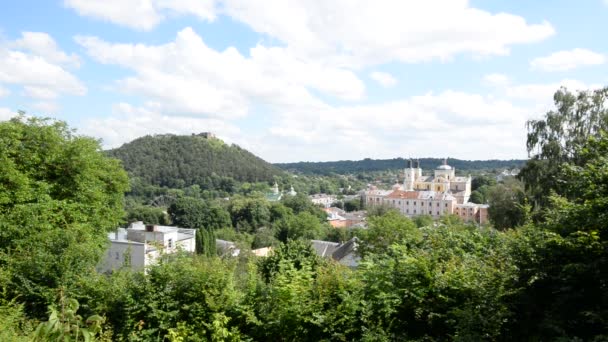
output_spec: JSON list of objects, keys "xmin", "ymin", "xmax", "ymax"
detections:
[
  {"xmin": 33, "ymin": 297, "xmax": 105, "ymax": 341},
  {"xmin": 0, "ymin": 302, "xmax": 35, "ymax": 341},
  {"xmin": 277, "ymin": 157, "xmax": 526, "ymax": 175},
  {"xmin": 169, "ymin": 197, "xmax": 231, "ymax": 230},
  {"xmin": 196, "ymin": 228, "xmax": 217, "ymax": 257},
  {"xmin": 358, "ymin": 211, "xmax": 421, "ymax": 256},
  {"xmin": 343, "ymin": 198, "xmax": 361, "ymax": 212},
  {"xmin": 228, "ymin": 195, "xmax": 271, "ymax": 233},
  {"xmin": 0, "ymin": 116, "xmax": 129, "ymax": 316},
  {"xmin": 471, "ymin": 174, "xmax": 497, "ymax": 191},
  {"xmin": 125, "ymin": 204, "xmax": 170, "ymax": 225},
  {"xmin": 520, "ymin": 87, "xmax": 608, "ymax": 207},
  {"xmin": 486, "ymin": 178, "xmax": 529, "ymax": 230},
  {"xmin": 108, "ymin": 134, "xmax": 282, "ymax": 188},
  {"xmin": 413, "ymin": 214, "xmax": 434, "ymax": 228},
  {"xmin": 258, "ymin": 240, "xmax": 322, "ymax": 282}
]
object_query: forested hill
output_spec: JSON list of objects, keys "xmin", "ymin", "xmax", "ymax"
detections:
[
  {"xmin": 275, "ymin": 157, "xmax": 527, "ymax": 175},
  {"xmin": 108, "ymin": 134, "xmax": 282, "ymax": 188}
]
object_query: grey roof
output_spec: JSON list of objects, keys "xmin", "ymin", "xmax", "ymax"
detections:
[
  {"xmin": 311, "ymin": 237, "xmax": 359, "ymax": 261},
  {"xmin": 331, "ymin": 237, "xmax": 359, "ymax": 261},
  {"xmin": 311, "ymin": 240, "xmax": 339, "ymax": 258}
]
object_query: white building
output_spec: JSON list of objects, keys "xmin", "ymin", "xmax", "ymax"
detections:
[
  {"xmin": 310, "ymin": 194, "xmax": 337, "ymax": 208},
  {"xmin": 99, "ymin": 221, "xmax": 196, "ymax": 273},
  {"xmin": 364, "ymin": 159, "xmax": 488, "ymax": 224}
]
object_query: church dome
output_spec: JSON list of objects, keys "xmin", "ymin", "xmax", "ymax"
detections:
[{"xmin": 436, "ymin": 158, "xmax": 452, "ymax": 170}]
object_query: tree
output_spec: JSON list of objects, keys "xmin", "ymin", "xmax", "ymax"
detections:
[
  {"xmin": 472, "ymin": 175, "xmax": 496, "ymax": 191},
  {"xmin": 0, "ymin": 116, "xmax": 129, "ymax": 316},
  {"xmin": 227, "ymin": 195, "xmax": 271, "ymax": 233},
  {"xmin": 358, "ymin": 211, "xmax": 421, "ymax": 256},
  {"xmin": 125, "ymin": 205, "xmax": 170, "ymax": 225},
  {"xmin": 501, "ymin": 134, "xmax": 608, "ymax": 340},
  {"xmin": 520, "ymin": 87, "xmax": 608, "ymax": 207},
  {"xmin": 196, "ymin": 228, "xmax": 216, "ymax": 257},
  {"xmin": 274, "ymin": 212, "xmax": 324, "ymax": 243},
  {"xmin": 344, "ymin": 198, "xmax": 361, "ymax": 212},
  {"xmin": 469, "ymin": 190, "xmax": 485, "ymax": 204},
  {"xmin": 257, "ymin": 240, "xmax": 321, "ymax": 282},
  {"xmin": 486, "ymin": 178, "xmax": 528, "ymax": 230},
  {"xmin": 169, "ymin": 197, "xmax": 231, "ymax": 230}
]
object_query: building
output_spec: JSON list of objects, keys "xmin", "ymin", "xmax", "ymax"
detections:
[
  {"xmin": 311, "ymin": 238, "xmax": 360, "ymax": 267},
  {"xmin": 323, "ymin": 207, "xmax": 367, "ymax": 228},
  {"xmin": 99, "ymin": 221, "xmax": 196, "ymax": 273},
  {"xmin": 403, "ymin": 159, "xmax": 471, "ymax": 203},
  {"xmin": 310, "ymin": 194, "xmax": 337, "ymax": 208},
  {"xmin": 265, "ymin": 182, "xmax": 297, "ymax": 202},
  {"xmin": 364, "ymin": 159, "xmax": 488, "ymax": 224}
]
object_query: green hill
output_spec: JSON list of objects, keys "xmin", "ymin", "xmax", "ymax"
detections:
[
  {"xmin": 275, "ymin": 157, "xmax": 526, "ymax": 175},
  {"xmin": 108, "ymin": 134, "xmax": 282, "ymax": 188}
]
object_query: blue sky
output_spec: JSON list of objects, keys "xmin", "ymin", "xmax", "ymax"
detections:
[{"xmin": 1, "ymin": 0, "xmax": 607, "ymax": 162}]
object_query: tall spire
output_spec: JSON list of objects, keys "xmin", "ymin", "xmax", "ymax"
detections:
[
  {"xmin": 408, "ymin": 158, "xmax": 413, "ymax": 168},
  {"xmin": 415, "ymin": 159, "xmax": 420, "ymax": 169},
  {"xmin": 443, "ymin": 157, "xmax": 448, "ymax": 166}
]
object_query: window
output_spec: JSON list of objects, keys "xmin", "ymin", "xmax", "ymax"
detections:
[
  {"xmin": 445, "ymin": 203, "xmax": 448, "ymax": 207},
  {"xmin": 115, "ymin": 252, "xmax": 120, "ymax": 260},
  {"xmin": 436, "ymin": 211, "xmax": 439, "ymax": 215},
  {"xmin": 414, "ymin": 201, "xmax": 416, "ymax": 205},
  {"xmin": 414, "ymin": 209, "xmax": 416, "ymax": 214},
  {"xmin": 398, "ymin": 201, "xmax": 401, "ymax": 205},
  {"xmin": 429, "ymin": 202, "xmax": 432, "ymax": 206},
  {"xmin": 406, "ymin": 201, "xmax": 409, "ymax": 205},
  {"xmin": 436, "ymin": 202, "xmax": 439, "ymax": 207},
  {"xmin": 406, "ymin": 209, "xmax": 409, "ymax": 213}
]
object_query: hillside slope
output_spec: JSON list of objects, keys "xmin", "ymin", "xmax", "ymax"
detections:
[
  {"xmin": 275, "ymin": 157, "xmax": 526, "ymax": 175},
  {"xmin": 108, "ymin": 134, "xmax": 282, "ymax": 188}
]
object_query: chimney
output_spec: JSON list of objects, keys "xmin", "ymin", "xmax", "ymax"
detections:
[{"xmin": 145, "ymin": 224, "xmax": 155, "ymax": 232}]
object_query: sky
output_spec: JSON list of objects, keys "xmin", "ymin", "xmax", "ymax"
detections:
[{"xmin": 0, "ymin": 1, "xmax": 607, "ymax": 163}]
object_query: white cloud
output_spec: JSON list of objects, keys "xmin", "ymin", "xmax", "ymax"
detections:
[
  {"xmin": 75, "ymin": 27, "xmax": 364, "ymax": 119},
  {"xmin": 530, "ymin": 48, "xmax": 605, "ymax": 72},
  {"xmin": 0, "ymin": 32, "xmax": 85, "ymax": 110},
  {"xmin": 483, "ymin": 73, "xmax": 510, "ymax": 87},
  {"xmin": 505, "ymin": 79, "xmax": 600, "ymax": 103},
  {"xmin": 0, "ymin": 85, "xmax": 9, "ymax": 98},
  {"xmin": 13, "ymin": 32, "xmax": 80, "ymax": 67},
  {"xmin": 80, "ymin": 103, "xmax": 241, "ymax": 148},
  {"xmin": 67, "ymin": 0, "xmax": 554, "ymax": 65},
  {"xmin": 370, "ymin": 71, "xmax": 398, "ymax": 87},
  {"xmin": 31, "ymin": 101, "xmax": 60, "ymax": 114},
  {"xmin": 64, "ymin": 0, "xmax": 217, "ymax": 31},
  {"xmin": 255, "ymin": 90, "xmax": 530, "ymax": 162},
  {"xmin": 23, "ymin": 86, "xmax": 59, "ymax": 100},
  {"xmin": 222, "ymin": 0, "xmax": 555, "ymax": 66},
  {"xmin": 0, "ymin": 107, "xmax": 17, "ymax": 121}
]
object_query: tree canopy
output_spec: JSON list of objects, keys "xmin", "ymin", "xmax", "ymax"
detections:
[{"xmin": 0, "ymin": 116, "xmax": 129, "ymax": 316}]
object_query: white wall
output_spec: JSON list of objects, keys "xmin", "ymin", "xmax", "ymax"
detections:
[{"xmin": 99, "ymin": 241, "xmax": 146, "ymax": 273}]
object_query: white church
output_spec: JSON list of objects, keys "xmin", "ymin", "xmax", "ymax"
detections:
[{"xmin": 364, "ymin": 159, "xmax": 488, "ymax": 224}]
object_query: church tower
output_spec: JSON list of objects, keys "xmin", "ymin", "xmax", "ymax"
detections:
[{"xmin": 404, "ymin": 159, "xmax": 416, "ymax": 191}]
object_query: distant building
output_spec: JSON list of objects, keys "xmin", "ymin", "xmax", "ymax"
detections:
[
  {"xmin": 323, "ymin": 207, "xmax": 366, "ymax": 228},
  {"xmin": 310, "ymin": 194, "xmax": 337, "ymax": 208},
  {"xmin": 100, "ymin": 221, "xmax": 196, "ymax": 273},
  {"xmin": 265, "ymin": 182, "xmax": 297, "ymax": 202},
  {"xmin": 311, "ymin": 238, "xmax": 360, "ymax": 267},
  {"xmin": 496, "ymin": 168, "xmax": 520, "ymax": 182},
  {"xmin": 364, "ymin": 159, "xmax": 488, "ymax": 224},
  {"xmin": 216, "ymin": 239, "xmax": 240, "ymax": 257},
  {"xmin": 196, "ymin": 132, "xmax": 216, "ymax": 139}
]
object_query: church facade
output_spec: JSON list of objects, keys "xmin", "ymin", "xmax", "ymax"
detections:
[{"xmin": 364, "ymin": 159, "xmax": 488, "ymax": 224}]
